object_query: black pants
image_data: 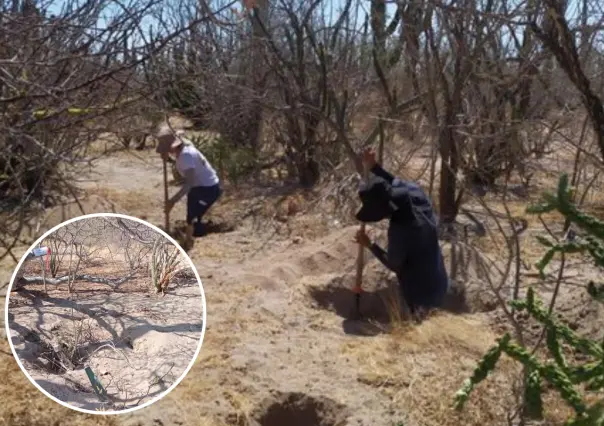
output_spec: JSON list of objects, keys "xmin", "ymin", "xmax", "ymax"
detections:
[
  {"xmin": 388, "ymin": 222, "xmax": 449, "ymax": 314},
  {"xmin": 186, "ymin": 185, "xmax": 222, "ymax": 235},
  {"xmin": 398, "ymin": 274, "xmax": 449, "ymax": 315}
]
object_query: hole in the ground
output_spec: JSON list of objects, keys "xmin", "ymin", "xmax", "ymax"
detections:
[
  {"xmin": 173, "ymin": 219, "xmax": 235, "ymax": 236},
  {"xmin": 253, "ymin": 392, "xmax": 349, "ymax": 426},
  {"xmin": 156, "ymin": 219, "xmax": 234, "ymax": 249},
  {"xmin": 10, "ymin": 328, "xmax": 65, "ymax": 374},
  {"xmin": 18, "ymin": 328, "xmax": 92, "ymax": 374},
  {"xmin": 448, "ymin": 279, "xmax": 503, "ymax": 314},
  {"xmin": 23, "ymin": 329, "xmax": 41, "ymax": 343},
  {"xmin": 31, "ymin": 340, "xmax": 68, "ymax": 374},
  {"xmin": 308, "ymin": 274, "xmax": 482, "ymax": 334},
  {"xmin": 441, "ymin": 282, "xmax": 473, "ymax": 314},
  {"xmin": 202, "ymin": 219, "xmax": 236, "ymax": 235},
  {"xmin": 308, "ymin": 276, "xmax": 394, "ymax": 325},
  {"xmin": 170, "ymin": 224, "xmax": 194, "ymax": 249}
]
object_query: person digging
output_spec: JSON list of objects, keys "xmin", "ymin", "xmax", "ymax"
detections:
[
  {"xmin": 156, "ymin": 126, "xmax": 222, "ymax": 244},
  {"xmin": 353, "ymin": 148, "xmax": 449, "ymax": 321}
]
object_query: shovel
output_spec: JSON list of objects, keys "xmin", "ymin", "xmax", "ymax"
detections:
[
  {"xmin": 352, "ymin": 228, "xmax": 365, "ymax": 318},
  {"xmin": 162, "ymin": 158, "xmax": 170, "ymax": 233},
  {"xmin": 352, "ymin": 162, "xmax": 369, "ymax": 319}
]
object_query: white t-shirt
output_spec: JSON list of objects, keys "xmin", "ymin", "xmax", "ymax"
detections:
[{"xmin": 175, "ymin": 143, "xmax": 219, "ymax": 187}]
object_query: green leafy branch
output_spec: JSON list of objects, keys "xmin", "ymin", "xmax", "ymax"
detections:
[
  {"xmin": 454, "ymin": 174, "xmax": 604, "ymax": 425},
  {"xmin": 528, "ymin": 174, "xmax": 604, "ymax": 278}
]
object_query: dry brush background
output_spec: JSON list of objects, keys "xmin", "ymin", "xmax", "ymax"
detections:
[{"xmin": 1, "ymin": 0, "xmax": 604, "ymax": 425}]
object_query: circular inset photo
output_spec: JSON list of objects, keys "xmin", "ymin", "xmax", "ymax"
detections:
[{"xmin": 5, "ymin": 213, "xmax": 206, "ymax": 415}]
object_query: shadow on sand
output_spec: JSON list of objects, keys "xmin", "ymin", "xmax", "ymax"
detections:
[{"xmin": 309, "ymin": 278, "xmax": 470, "ymax": 337}]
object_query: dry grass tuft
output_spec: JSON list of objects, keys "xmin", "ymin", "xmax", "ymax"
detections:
[
  {"xmin": 364, "ymin": 313, "xmax": 572, "ymax": 426},
  {"xmin": 158, "ymin": 330, "xmax": 239, "ymax": 425},
  {"xmin": 339, "ymin": 312, "xmax": 576, "ymax": 426},
  {"xmin": 172, "ymin": 328, "xmax": 235, "ymax": 395},
  {"xmin": 90, "ymin": 187, "xmax": 161, "ymax": 217},
  {"xmin": 340, "ymin": 313, "xmax": 515, "ymax": 425}
]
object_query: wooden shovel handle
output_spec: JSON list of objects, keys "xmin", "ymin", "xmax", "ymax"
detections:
[
  {"xmin": 354, "ymin": 162, "xmax": 370, "ymax": 294},
  {"xmin": 163, "ymin": 159, "xmax": 170, "ymax": 233}
]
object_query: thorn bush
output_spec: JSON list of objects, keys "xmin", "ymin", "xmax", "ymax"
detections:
[{"xmin": 454, "ymin": 174, "xmax": 604, "ymax": 425}]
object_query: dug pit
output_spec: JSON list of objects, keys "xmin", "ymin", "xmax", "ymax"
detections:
[
  {"xmin": 308, "ymin": 275, "xmax": 396, "ymax": 324},
  {"xmin": 308, "ymin": 272, "xmax": 482, "ymax": 330},
  {"xmin": 250, "ymin": 392, "xmax": 349, "ymax": 426},
  {"xmin": 156, "ymin": 219, "xmax": 235, "ymax": 251}
]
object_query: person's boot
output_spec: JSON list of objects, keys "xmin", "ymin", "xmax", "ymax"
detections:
[
  {"xmin": 181, "ymin": 224, "xmax": 195, "ymax": 251},
  {"xmin": 411, "ymin": 306, "xmax": 429, "ymax": 323},
  {"xmin": 193, "ymin": 221, "xmax": 206, "ymax": 237}
]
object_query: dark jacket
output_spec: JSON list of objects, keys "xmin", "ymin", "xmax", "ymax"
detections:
[{"xmin": 364, "ymin": 164, "xmax": 449, "ymax": 311}]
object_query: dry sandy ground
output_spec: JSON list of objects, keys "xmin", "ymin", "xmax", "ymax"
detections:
[
  {"xmin": 0, "ymin": 147, "xmax": 601, "ymax": 426},
  {"xmin": 6, "ymin": 253, "xmax": 203, "ymax": 413}
]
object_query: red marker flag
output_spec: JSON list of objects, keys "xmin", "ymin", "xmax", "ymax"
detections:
[{"xmin": 45, "ymin": 248, "xmax": 51, "ymax": 272}]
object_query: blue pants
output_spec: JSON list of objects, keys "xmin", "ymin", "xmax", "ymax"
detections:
[{"xmin": 186, "ymin": 185, "xmax": 221, "ymax": 230}]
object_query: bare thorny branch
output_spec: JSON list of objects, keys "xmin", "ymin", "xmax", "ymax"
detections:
[{"xmin": 0, "ymin": 0, "xmax": 239, "ymax": 262}]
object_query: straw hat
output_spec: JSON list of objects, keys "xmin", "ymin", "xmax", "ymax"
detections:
[{"xmin": 155, "ymin": 125, "xmax": 186, "ymax": 154}]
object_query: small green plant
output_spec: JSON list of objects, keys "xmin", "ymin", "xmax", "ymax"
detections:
[
  {"xmin": 48, "ymin": 248, "xmax": 58, "ymax": 277},
  {"xmin": 189, "ymin": 132, "xmax": 256, "ymax": 185},
  {"xmin": 47, "ymin": 238, "xmax": 65, "ymax": 278},
  {"xmin": 454, "ymin": 174, "xmax": 604, "ymax": 425}
]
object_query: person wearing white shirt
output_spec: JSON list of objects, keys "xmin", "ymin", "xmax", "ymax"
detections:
[{"xmin": 156, "ymin": 126, "xmax": 222, "ymax": 244}]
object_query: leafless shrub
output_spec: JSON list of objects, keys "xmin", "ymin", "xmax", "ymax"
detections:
[
  {"xmin": 124, "ymin": 237, "xmax": 151, "ymax": 271},
  {"xmin": 0, "ymin": 0, "xmax": 236, "ymax": 262}
]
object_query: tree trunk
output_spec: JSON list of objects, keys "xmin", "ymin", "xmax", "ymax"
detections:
[
  {"xmin": 438, "ymin": 124, "xmax": 459, "ymax": 224},
  {"xmin": 248, "ymin": 0, "xmax": 269, "ymax": 161},
  {"xmin": 296, "ymin": 154, "xmax": 320, "ymax": 188}
]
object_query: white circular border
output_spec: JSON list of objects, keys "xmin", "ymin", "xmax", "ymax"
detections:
[{"xmin": 4, "ymin": 213, "xmax": 207, "ymax": 416}]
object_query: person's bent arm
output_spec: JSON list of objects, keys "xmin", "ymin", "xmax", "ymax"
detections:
[
  {"xmin": 170, "ymin": 168, "xmax": 196, "ymax": 204},
  {"xmin": 368, "ymin": 241, "xmax": 397, "ymax": 272},
  {"xmin": 370, "ymin": 163, "xmax": 396, "ymax": 184}
]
